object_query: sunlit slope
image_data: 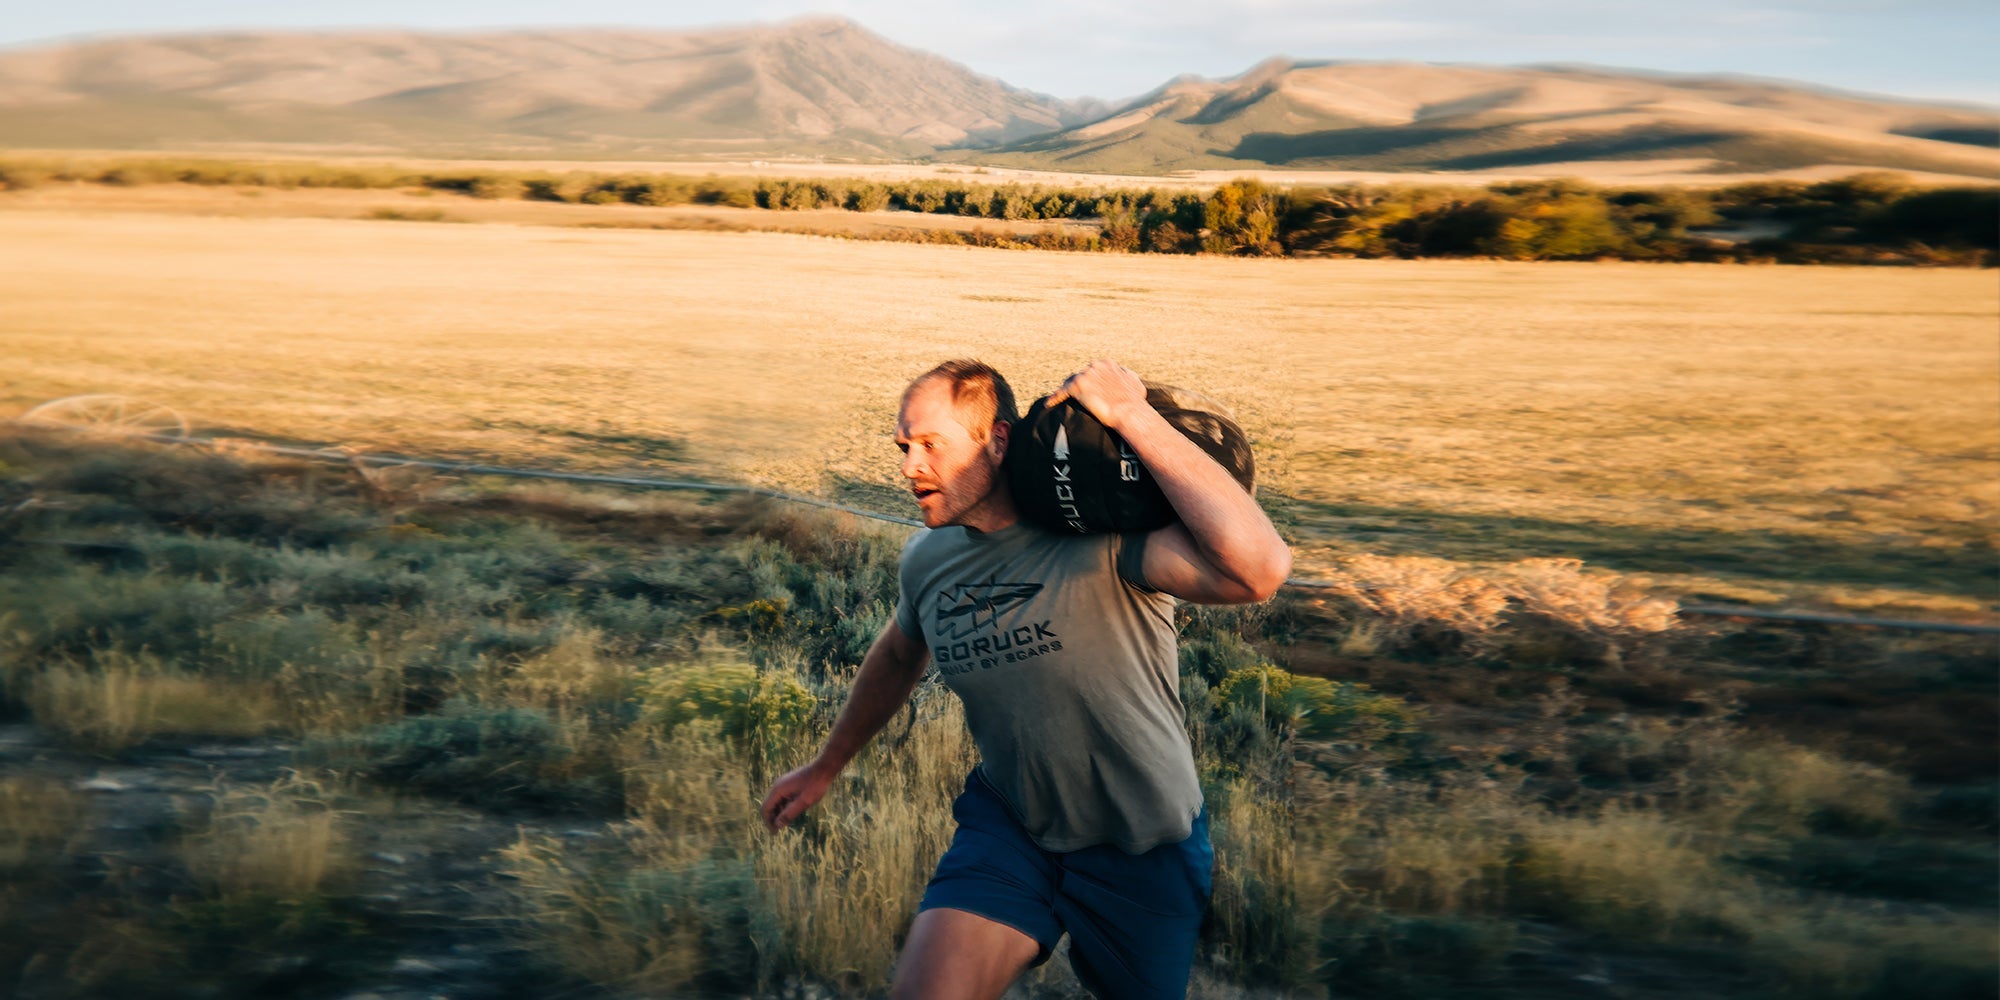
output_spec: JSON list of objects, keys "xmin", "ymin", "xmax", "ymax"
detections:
[
  {"xmin": 0, "ymin": 18, "xmax": 1086, "ymax": 157},
  {"xmin": 1, "ymin": 22, "xmax": 1992, "ymax": 177},
  {"xmin": 981, "ymin": 60, "xmax": 2000, "ymax": 177}
]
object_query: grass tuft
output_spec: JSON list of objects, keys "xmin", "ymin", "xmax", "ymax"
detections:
[
  {"xmin": 179, "ymin": 771, "xmax": 357, "ymax": 904},
  {"xmin": 29, "ymin": 650, "xmax": 280, "ymax": 754}
]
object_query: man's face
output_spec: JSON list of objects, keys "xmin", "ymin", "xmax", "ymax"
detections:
[{"xmin": 896, "ymin": 379, "xmax": 1007, "ymax": 529}]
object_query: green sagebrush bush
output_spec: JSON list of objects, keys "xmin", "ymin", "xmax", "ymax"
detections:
[
  {"xmin": 44, "ymin": 448, "xmax": 382, "ymax": 547},
  {"xmin": 1215, "ymin": 664, "xmax": 1420, "ymax": 743},
  {"xmin": 1179, "ymin": 631, "xmax": 1265, "ymax": 687},
  {"xmin": 636, "ymin": 660, "xmax": 813, "ymax": 745},
  {"xmin": 731, "ymin": 526, "xmax": 900, "ymax": 672},
  {"xmin": 321, "ymin": 699, "xmax": 621, "ymax": 813}
]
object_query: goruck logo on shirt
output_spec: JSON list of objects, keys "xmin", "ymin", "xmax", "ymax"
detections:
[{"xmin": 933, "ymin": 582, "xmax": 1062, "ymax": 675}]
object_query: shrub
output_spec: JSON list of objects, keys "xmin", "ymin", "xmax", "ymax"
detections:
[
  {"xmin": 636, "ymin": 658, "xmax": 814, "ymax": 745},
  {"xmin": 468, "ymin": 174, "xmax": 525, "ymax": 200},
  {"xmin": 1145, "ymin": 221, "xmax": 1192, "ymax": 253},
  {"xmin": 693, "ymin": 179, "xmax": 756, "ymax": 208},
  {"xmin": 1215, "ymin": 665, "xmax": 1421, "ymax": 743},
  {"xmin": 630, "ymin": 176, "xmax": 696, "ymax": 207},
  {"xmin": 731, "ymin": 516, "xmax": 903, "ymax": 672},
  {"xmin": 0, "ymin": 161, "xmax": 50, "ymax": 190},
  {"xmin": 2, "ymin": 569, "xmax": 241, "ymax": 662},
  {"xmin": 364, "ymin": 207, "xmax": 453, "ymax": 222},
  {"xmin": 1100, "ymin": 218, "xmax": 1140, "ymax": 251},
  {"xmin": 41, "ymin": 446, "xmax": 380, "ymax": 546},
  {"xmin": 846, "ymin": 184, "xmax": 891, "ymax": 212},
  {"xmin": 323, "ymin": 699, "xmax": 620, "ymax": 812},
  {"xmin": 523, "ymin": 173, "xmax": 599, "ymax": 203},
  {"xmin": 1179, "ymin": 631, "xmax": 1264, "ymax": 686}
]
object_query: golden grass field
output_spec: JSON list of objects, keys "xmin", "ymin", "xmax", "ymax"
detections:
[{"xmin": 1, "ymin": 189, "xmax": 1994, "ymax": 616}]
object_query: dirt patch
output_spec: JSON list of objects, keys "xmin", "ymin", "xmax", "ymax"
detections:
[{"xmin": 0, "ymin": 722, "xmax": 575, "ymax": 1000}]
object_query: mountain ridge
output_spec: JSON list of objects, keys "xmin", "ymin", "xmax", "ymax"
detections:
[
  {"xmin": 973, "ymin": 57, "xmax": 1997, "ymax": 176},
  {"xmin": 0, "ymin": 18, "xmax": 1100, "ymax": 158},
  {"xmin": 1, "ymin": 17, "xmax": 1993, "ymax": 178}
]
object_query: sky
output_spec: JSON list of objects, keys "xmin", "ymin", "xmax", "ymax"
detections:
[{"xmin": 4, "ymin": 0, "xmax": 1996, "ymax": 106}]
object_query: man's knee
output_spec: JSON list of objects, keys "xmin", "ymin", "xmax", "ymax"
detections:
[{"xmin": 892, "ymin": 907, "xmax": 1042, "ymax": 1000}]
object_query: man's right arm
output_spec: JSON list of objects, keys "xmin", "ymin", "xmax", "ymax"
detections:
[{"xmin": 759, "ymin": 619, "xmax": 930, "ymax": 832}]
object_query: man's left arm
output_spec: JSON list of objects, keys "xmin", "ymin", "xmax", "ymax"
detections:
[{"xmin": 1049, "ymin": 360, "xmax": 1291, "ymax": 605}]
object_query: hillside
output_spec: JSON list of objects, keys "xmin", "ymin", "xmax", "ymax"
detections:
[
  {"xmin": 978, "ymin": 59, "xmax": 2000, "ymax": 177},
  {"xmin": 0, "ymin": 20, "xmax": 1993, "ymax": 178},
  {"xmin": 0, "ymin": 17, "xmax": 1091, "ymax": 158}
]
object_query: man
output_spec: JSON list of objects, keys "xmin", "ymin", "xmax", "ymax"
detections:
[{"xmin": 760, "ymin": 358, "xmax": 1290, "ymax": 1000}]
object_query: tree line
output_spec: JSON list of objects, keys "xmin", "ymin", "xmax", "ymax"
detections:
[{"xmin": 3, "ymin": 157, "xmax": 1991, "ymax": 265}]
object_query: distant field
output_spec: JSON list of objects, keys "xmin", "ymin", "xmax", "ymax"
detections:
[
  {"xmin": 0, "ymin": 206, "xmax": 1992, "ymax": 616},
  {"xmin": 16, "ymin": 146, "xmax": 2000, "ymax": 190}
]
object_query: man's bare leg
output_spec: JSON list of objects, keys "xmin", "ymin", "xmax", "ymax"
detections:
[{"xmin": 890, "ymin": 907, "xmax": 1042, "ymax": 1000}]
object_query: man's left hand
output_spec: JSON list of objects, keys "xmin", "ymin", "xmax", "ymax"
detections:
[{"xmin": 1045, "ymin": 359, "xmax": 1151, "ymax": 431}]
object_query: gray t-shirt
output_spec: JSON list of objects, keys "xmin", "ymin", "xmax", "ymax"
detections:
[{"xmin": 894, "ymin": 521, "xmax": 1203, "ymax": 854}]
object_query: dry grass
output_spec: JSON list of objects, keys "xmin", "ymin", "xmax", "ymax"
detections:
[
  {"xmin": 497, "ymin": 680, "xmax": 976, "ymax": 996},
  {"xmin": 497, "ymin": 832, "xmax": 719, "ymax": 994},
  {"xmin": 1509, "ymin": 805, "xmax": 1995, "ymax": 994},
  {"xmin": 0, "ymin": 435, "xmax": 1986, "ymax": 998},
  {"xmin": 1505, "ymin": 558, "xmax": 1678, "ymax": 636},
  {"xmin": 0, "ymin": 207, "xmax": 1988, "ymax": 612},
  {"xmin": 1513, "ymin": 808, "xmax": 1742, "ymax": 938},
  {"xmin": 1304, "ymin": 772, "xmax": 1989, "ymax": 997},
  {"xmin": 1313, "ymin": 554, "xmax": 1511, "ymax": 650},
  {"xmin": 750, "ymin": 688, "xmax": 973, "ymax": 993},
  {"xmin": 1312, "ymin": 553, "xmax": 1682, "ymax": 664},
  {"xmin": 497, "ymin": 761, "xmax": 754, "ymax": 999},
  {"xmin": 1209, "ymin": 777, "xmax": 1325, "ymax": 985},
  {"xmin": 0, "ymin": 776, "xmax": 87, "ymax": 874},
  {"xmin": 485, "ymin": 627, "xmax": 637, "ymax": 719},
  {"xmin": 28, "ymin": 650, "xmax": 281, "ymax": 754},
  {"xmin": 179, "ymin": 771, "xmax": 357, "ymax": 903},
  {"xmin": 1683, "ymin": 741, "xmax": 1914, "ymax": 840},
  {"xmin": 1324, "ymin": 782, "xmax": 1518, "ymax": 917}
]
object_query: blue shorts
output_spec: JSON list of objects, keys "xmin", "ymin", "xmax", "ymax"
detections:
[{"xmin": 917, "ymin": 768, "xmax": 1214, "ymax": 1000}]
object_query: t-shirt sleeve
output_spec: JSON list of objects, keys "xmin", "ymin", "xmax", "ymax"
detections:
[
  {"xmin": 893, "ymin": 529, "xmax": 927, "ymax": 643},
  {"xmin": 1114, "ymin": 531, "xmax": 1157, "ymax": 594}
]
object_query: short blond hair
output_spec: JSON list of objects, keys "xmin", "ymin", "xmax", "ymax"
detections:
[{"xmin": 904, "ymin": 359, "xmax": 1018, "ymax": 443}]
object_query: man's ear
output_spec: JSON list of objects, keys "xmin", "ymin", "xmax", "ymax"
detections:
[{"xmin": 988, "ymin": 420, "xmax": 1011, "ymax": 462}]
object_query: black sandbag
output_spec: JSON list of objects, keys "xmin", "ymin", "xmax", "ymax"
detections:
[{"xmin": 1005, "ymin": 383, "xmax": 1255, "ymax": 534}]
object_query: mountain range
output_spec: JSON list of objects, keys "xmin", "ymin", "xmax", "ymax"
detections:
[{"xmin": 1, "ymin": 16, "xmax": 1993, "ymax": 178}]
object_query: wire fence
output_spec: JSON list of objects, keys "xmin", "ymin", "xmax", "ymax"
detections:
[{"xmin": 10, "ymin": 421, "xmax": 1997, "ymax": 636}]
